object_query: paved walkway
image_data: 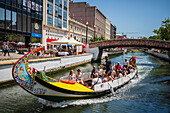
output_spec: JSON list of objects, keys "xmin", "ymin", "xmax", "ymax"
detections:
[
  {"xmin": 0, "ymin": 52, "xmax": 61, "ymax": 65},
  {"xmin": 0, "ymin": 52, "xmax": 93, "ymax": 84}
]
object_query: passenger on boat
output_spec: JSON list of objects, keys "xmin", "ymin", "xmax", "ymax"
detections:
[
  {"xmin": 91, "ymin": 73, "xmax": 102, "ymax": 88},
  {"xmin": 129, "ymin": 66, "xmax": 134, "ymax": 73},
  {"xmin": 91, "ymin": 66, "xmax": 97, "ymax": 78},
  {"xmin": 115, "ymin": 62, "xmax": 121, "ymax": 72},
  {"xmin": 102, "ymin": 74, "xmax": 108, "ymax": 83},
  {"xmin": 76, "ymin": 69, "xmax": 84, "ymax": 85},
  {"xmin": 112, "ymin": 63, "xmax": 115, "ymax": 70},
  {"xmin": 69, "ymin": 70, "xmax": 77, "ymax": 81},
  {"xmin": 129, "ymin": 56, "xmax": 136, "ymax": 68},
  {"xmin": 99, "ymin": 65, "xmax": 103, "ymax": 72},
  {"xmin": 97, "ymin": 66, "xmax": 103, "ymax": 78},
  {"xmin": 126, "ymin": 66, "xmax": 131, "ymax": 74},
  {"xmin": 123, "ymin": 58, "xmax": 128, "ymax": 68},
  {"xmin": 111, "ymin": 69, "xmax": 117, "ymax": 78},
  {"xmin": 103, "ymin": 66, "xmax": 107, "ymax": 73},
  {"xmin": 122, "ymin": 67, "xmax": 127, "ymax": 77},
  {"xmin": 107, "ymin": 72, "xmax": 114, "ymax": 81}
]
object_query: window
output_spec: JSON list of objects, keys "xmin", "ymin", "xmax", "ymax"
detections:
[
  {"xmin": 59, "ymin": 0, "xmax": 62, "ymax": 6},
  {"xmin": 54, "ymin": 17, "xmax": 58, "ymax": 27},
  {"xmin": 47, "ymin": 14, "xmax": 53, "ymax": 26},
  {"xmin": 64, "ymin": 0, "xmax": 67, "ymax": 8},
  {"xmin": 70, "ymin": 25, "xmax": 72, "ymax": 29},
  {"xmin": 6, "ymin": 10, "xmax": 11, "ymax": 29},
  {"xmin": 48, "ymin": 0, "xmax": 53, "ymax": 3},
  {"xmin": 58, "ymin": 18, "xmax": 61, "ymax": 28},
  {"xmin": 6, "ymin": 0, "xmax": 11, "ymax": 5},
  {"xmin": 63, "ymin": 20, "xmax": 67, "ymax": 28},
  {"xmin": 58, "ymin": 7, "xmax": 62, "ymax": 16},
  {"xmin": 47, "ymin": 1, "xmax": 53, "ymax": 15},
  {"xmin": 55, "ymin": 5, "xmax": 58, "ymax": 17},
  {"xmin": 63, "ymin": 10, "xmax": 67, "ymax": 20},
  {"xmin": 12, "ymin": 11, "xmax": 17, "ymax": 30},
  {"xmin": 23, "ymin": 14, "xmax": 26, "ymax": 32},
  {"xmin": 23, "ymin": 0, "xmax": 27, "ymax": 7},
  {"xmin": 0, "ymin": 8, "xmax": 5, "ymax": 28},
  {"xmin": 55, "ymin": 0, "xmax": 59, "ymax": 5}
]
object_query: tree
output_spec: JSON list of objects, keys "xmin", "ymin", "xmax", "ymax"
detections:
[
  {"xmin": 149, "ymin": 18, "xmax": 170, "ymax": 41},
  {"xmin": 99, "ymin": 35, "xmax": 105, "ymax": 41},
  {"xmin": 142, "ymin": 37, "xmax": 147, "ymax": 39}
]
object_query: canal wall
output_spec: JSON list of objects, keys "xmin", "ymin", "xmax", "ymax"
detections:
[
  {"xmin": 0, "ymin": 53, "xmax": 93, "ymax": 85},
  {"xmin": 145, "ymin": 50, "xmax": 170, "ymax": 62},
  {"xmin": 0, "ymin": 51, "xmax": 109, "ymax": 86}
]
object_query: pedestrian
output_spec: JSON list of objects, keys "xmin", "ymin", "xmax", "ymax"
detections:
[
  {"xmin": 4, "ymin": 43, "xmax": 10, "ymax": 56},
  {"xmin": 1, "ymin": 43, "xmax": 5, "ymax": 55}
]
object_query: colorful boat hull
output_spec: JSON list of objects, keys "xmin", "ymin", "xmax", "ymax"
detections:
[{"xmin": 12, "ymin": 47, "xmax": 137, "ymax": 102}]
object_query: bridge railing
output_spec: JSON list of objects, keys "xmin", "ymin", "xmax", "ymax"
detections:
[{"xmin": 89, "ymin": 39, "xmax": 170, "ymax": 49}]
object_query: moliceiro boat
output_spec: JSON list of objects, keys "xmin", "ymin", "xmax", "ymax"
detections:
[{"xmin": 12, "ymin": 47, "xmax": 138, "ymax": 102}]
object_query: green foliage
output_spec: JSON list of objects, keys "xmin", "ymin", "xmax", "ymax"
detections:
[
  {"xmin": 31, "ymin": 37, "xmax": 40, "ymax": 43},
  {"xmin": 90, "ymin": 35, "xmax": 106, "ymax": 42},
  {"xmin": 149, "ymin": 18, "xmax": 170, "ymax": 41},
  {"xmin": 142, "ymin": 37, "xmax": 147, "ymax": 39}
]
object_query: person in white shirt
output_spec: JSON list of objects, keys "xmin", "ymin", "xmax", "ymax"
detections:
[
  {"xmin": 123, "ymin": 58, "xmax": 128, "ymax": 68},
  {"xmin": 130, "ymin": 66, "xmax": 134, "ymax": 73},
  {"xmin": 91, "ymin": 73, "xmax": 102, "ymax": 88},
  {"xmin": 76, "ymin": 69, "xmax": 84, "ymax": 85}
]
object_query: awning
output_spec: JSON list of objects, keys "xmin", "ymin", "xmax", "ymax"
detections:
[
  {"xmin": 51, "ymin": 36, "xmax": 71, "ymax": 44},
  {"xmin": 47, "ymin": 38, "xmax": 58, "ymax": 42},
  {"xmin": 69, "ymin": 38, "xmax": 84, "ymax": 45}
]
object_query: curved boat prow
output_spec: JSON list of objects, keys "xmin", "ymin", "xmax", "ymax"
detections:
[{"xmin": 12, "ymin": 47, "xmax": 44, "ymax": 93}]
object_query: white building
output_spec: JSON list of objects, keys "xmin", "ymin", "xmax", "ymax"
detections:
[
  {"xmin": 42, "ymin": 0, "xmax": 69, "ymax": 50},
  {"xmin": 105, "ymin": 18, "xmax": 111, "ymax": 40}
]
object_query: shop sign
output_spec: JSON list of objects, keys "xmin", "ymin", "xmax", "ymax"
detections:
[{"xmin": 31, "ymin": 33, "xmax": 42, "ymax": 38}]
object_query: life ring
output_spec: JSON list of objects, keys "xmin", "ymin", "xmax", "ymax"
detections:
[{"xmin": 60, "ymin": 80, "xmax": 76, "ymax": 84}]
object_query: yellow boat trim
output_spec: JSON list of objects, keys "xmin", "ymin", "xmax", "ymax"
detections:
[{"xmin": 49, "ymin": 82, "xmax": 94, "ymax": 92}]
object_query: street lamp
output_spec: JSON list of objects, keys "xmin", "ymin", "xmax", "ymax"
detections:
[
  {"xmin": 94, "ymin": 25, "xmax": 96, "ymax": 42},
  {"xmin": 86, "ymin": 22, "xmax": 88, "ymax": 43}
]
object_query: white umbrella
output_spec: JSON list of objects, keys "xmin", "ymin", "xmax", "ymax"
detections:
[
  {"xmin": 69, "ymin": 38, "xmax": 84, "ymax": 45},
  {"xmin": 51, "ymin": 36, "xmax": 70, "ymax": 44}
]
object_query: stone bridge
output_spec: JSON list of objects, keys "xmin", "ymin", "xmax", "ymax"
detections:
[{"xmin": 87, "ymin": 39, "xmax": 170, "ymax": 61}]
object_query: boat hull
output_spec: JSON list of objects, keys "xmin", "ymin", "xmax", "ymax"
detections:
[{"xmin": 12, "ymin": 47, "xmax": 138, "ymax": 102}]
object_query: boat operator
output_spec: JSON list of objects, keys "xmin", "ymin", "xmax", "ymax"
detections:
[
  {"xmin": 129, "ymin": 56, "xmax": 136, "ymax": 68},
  {"xmin": 102, "ymin": 56, "xmax": 112, "ymax": 74}
]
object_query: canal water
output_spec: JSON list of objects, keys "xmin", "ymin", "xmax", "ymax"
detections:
[{"xmin": 0, "ymin": 52, "xmax": 169, "ymax": 113}]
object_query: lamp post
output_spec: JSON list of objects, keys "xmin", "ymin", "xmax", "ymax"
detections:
[
  {"xmin": 86, "ymin": 22, "xmax": 88, "ymax": 43},
  {"xmin": 94, "ymin": 25, "xmax": 96, "ymax": 42}
]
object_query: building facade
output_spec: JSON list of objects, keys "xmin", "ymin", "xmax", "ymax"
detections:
[
  {"xmin": 105, "ymin": 18, "xmax": 111, "ymax": 40},
  {"xmin": 69, "ymin": 2, "xmax": 106, "ymax": 39},
  {"xmin": 110, "ymin": 23, "xmax": 116, "ymax": 39},
  {"xmin": 0, "ymin": 0, "xmax": 43, "ymax": 47},
  {"xmin": 68, "ymin": 18, "xmax": 94, "ymax": 43},
  {"xmin": 42, "ymin": 0, "xmax": 69, "ymax": 50}
]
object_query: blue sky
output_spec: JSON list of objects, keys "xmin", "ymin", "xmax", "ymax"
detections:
[{"xmin": 72, "ymin": 0, "xmax": 170, "ymax": 38}]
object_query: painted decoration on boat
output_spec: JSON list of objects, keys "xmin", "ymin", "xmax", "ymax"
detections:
[{"xmin": 12, "ymin": 48, "xmax": 40, "ymax": 91}]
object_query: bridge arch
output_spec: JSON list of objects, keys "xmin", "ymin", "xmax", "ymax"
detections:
[{"xmin": 88, "ymin": 39, "xmax": 170, "ymax": 61}]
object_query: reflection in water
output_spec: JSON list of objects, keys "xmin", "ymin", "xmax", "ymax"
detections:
[{"xmin": 0, "ymin": 52, "xmax": 170, "ymax": 113}]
